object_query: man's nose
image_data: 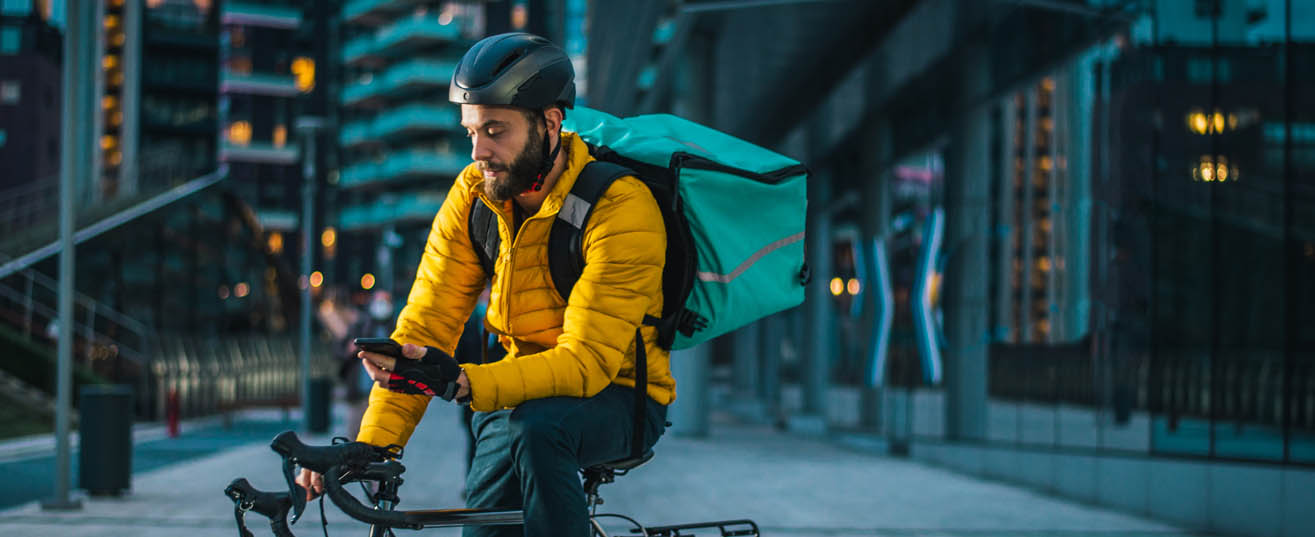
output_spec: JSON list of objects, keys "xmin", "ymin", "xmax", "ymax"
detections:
[{"xmin": 470, "ymin": 136, "xmax": 493, "ymax": 163}]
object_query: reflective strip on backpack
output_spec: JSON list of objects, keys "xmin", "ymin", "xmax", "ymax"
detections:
[
  {"xmin": 558, "ymin": 193, "xmax": 591, "ymax": 229},
  {"xmin": 696, "ymin": 231, "xmax": 805, "ymax": 283}
]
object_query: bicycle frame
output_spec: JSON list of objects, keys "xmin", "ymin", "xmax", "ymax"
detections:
[{"xmin": 226, "ymin": 431, "xmax": 758, "ymax": 537}]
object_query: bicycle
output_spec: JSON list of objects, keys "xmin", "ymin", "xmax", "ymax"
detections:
[{"xmin": 224, "ymin": 430, "xmax": 760, "ymax": 537}]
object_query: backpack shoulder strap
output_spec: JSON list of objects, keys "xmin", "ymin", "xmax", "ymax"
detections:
[
  {"xmin": 467, "ymin": 197, "xmax": 500, "ymax": 279},
  {"xmin": 547, "ymin": 161, "xmax": 634, "ymax": 302}
]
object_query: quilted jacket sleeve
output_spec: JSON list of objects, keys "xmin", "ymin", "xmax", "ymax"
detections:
[
  {"xmin": 459, "ymin": 176, "xmax": 665, "ymax": 411},
  {"xmin": 356, "ymin": 165, "xmax": 487, "ymax": 447}
]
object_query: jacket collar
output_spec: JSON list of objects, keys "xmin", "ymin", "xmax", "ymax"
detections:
[{"xmin": 470, "ymin": 131, "xmax": 592, "ymax": 219}]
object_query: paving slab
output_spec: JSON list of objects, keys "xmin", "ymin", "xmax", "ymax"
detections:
[{"xmin": 0, "ymin": 402, "xmax": 1209, "ymax": 537}]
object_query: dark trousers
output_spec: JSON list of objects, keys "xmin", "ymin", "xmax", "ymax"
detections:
[{"xmin": 462, "ymin": 384, "xmax": 667, "ymax": 537}]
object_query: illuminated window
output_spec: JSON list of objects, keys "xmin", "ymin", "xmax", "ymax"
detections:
[
  {"xmin": 267, "ymin": 232, "xmax": 284, "ymax": 254},
  {"xmin": 100, "ymin": 135, "xmax": 117, "ymax": 150},
  {"xmin": 227, "ymin": 121, "xmax": 252, "ymax": 146},
  {"xmin": 320, "ymin": 227, "xmax": 336, "ymax": 248},
  {"xmin": 104, "ymin": 14, "xmax": 120, "ymax": 30},
  {"xmin": 110, "ymin": 111, "xmax": 123, "ymax": 126},
  {"xmin": 228, "ymin": 57, "xmax": 252, "ymax": 74},
  {"xmin": 106, "ymin": 150, "xmax": 122, "ymax": 166},
  {"xmin": 291, "ymin": 57, "xmax": 315, "ymax": 93},
  {"xmin": 0, "ymin": 80, "xmax": 19, "ymax": 104},
  {"xmin": 111, "ymin": 31, "xmax": 125, "ymax": 47},
  {"xmin": 102, "ymin": 54, "xmax": 118, "ymax": 70},
  {"xmin": 102, "ymin": 95, "xmax": 118, "ymax": 110},
  {"xmin": 1191, "ymin": 155, "xmax": 1238, "ymax": 182},
  {"xmin": 273, "ymin": 125, "xmax": 287, "ymax": 148},
  {"xmin": 1, "ymin": 28, "xmax": 18, "ymax": 54},
  {"xmin": 511, "ymin": 4, "xmax": 528, "ymax": 29}
]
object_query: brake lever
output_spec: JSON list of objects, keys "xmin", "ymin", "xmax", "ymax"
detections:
[
  {"xmin": 225, "ymin": 478, "xmax": 295, "ymax": 537},
  {"xmin": 279, "ymin": 456, "xmax": 309, "ymax": 524}
]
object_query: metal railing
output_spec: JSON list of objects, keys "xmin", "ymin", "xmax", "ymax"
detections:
[
  {"xmin": 144, "ymin": 334, "xmax": 334, "ymax": 421},
  {"xmin": 0, "ymin": 176, "xmax": 58, "ymax": 240}
]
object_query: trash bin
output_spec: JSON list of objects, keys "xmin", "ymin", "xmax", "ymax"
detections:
[
  {"xmin": 308, "ymin": 377, "xmax": 332, "ymax": 433},
  {"xmin": 78, "ymin": 384, "xmax": 133, "ymax": 495}
]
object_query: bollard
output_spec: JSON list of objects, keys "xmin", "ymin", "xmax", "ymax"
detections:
[{"xmin": 166, "ymin": 388, "xmax": 179, "ymax": 438}]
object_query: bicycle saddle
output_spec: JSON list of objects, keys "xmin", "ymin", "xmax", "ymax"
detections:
[{"xmin": 589, "ymin": 449, "xmax": 655, "ymax": 472}]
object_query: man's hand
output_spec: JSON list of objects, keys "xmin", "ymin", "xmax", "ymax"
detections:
[
  {"xmin": 294, "ymin": 467, "xmax": 323, "ymax": 502},
  {"xmin": 359, "ymin": 343, "xmax": 469, "ymax": 401}
]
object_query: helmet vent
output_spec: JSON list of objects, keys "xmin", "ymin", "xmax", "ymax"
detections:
[{"xmin": 494, "ymin": 51, "xmax": 524, "ymax": 77}]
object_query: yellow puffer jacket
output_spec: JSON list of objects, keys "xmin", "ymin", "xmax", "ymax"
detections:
[{"xmin": 357, "ymin": 131, "xmax": 675, "ymax": 448}]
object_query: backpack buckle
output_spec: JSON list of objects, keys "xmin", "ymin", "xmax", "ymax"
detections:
[{"xmin": 675, "ymin": 309, "xmax": 708, "ymax": 338}]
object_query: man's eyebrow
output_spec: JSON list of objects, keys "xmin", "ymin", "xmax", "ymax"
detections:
[{"xmin": 461, "ymin": 119, "xmax": 508, "ymax": 131}]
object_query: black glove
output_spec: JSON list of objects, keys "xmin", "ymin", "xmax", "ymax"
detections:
[{"xmin": 385, "ymin": 346, "xmax": 463, "ymax": 401}]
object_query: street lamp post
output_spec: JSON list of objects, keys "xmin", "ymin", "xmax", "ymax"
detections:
[
  {"xmin": 296, "ymin": 117, "xmax": 325, "ymax": 433},
  {"xmin": 43, "ymin": 0, "xmax": 96, "ymax": 511}
]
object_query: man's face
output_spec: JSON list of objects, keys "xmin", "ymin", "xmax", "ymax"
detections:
[{"xmin": 461, "ymin": 105, "xmax": 546, "ymax": 203}]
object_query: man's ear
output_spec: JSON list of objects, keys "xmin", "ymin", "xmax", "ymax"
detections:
[{"xmin": 543, "ymin": 107, "xmax": 564, "ymax": 136}]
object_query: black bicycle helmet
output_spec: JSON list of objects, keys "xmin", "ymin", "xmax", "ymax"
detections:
[{"xmin": 449, "ymin": 33, "xmax": 575, "ymax": 110}]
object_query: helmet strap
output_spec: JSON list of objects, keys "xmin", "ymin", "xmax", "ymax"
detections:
[{"xmin": 528, "ymin": 119, "xmax": 560, "ymax": 193}]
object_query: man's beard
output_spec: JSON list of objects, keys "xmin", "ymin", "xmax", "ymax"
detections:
[{"xmin": 479, "ymin": 123, "xmax": 547, "ymax": 203}]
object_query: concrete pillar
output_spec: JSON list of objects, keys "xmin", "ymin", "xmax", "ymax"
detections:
[
  {"xmin": 858, "ymin": 125, "xmax": 892, "ymax": 430},
  {"xmin": 1018, "ymin": 88, "xmax": 1037, "ymax": 343},
  {"xmin": 797, "ymin": 165, "xmax": 832, "ymax": 433},
  {"xmin": 119, "ymin": 0, "xmax": 142, "ymax": 197},
  {"xmin": 941, "ymin": 47, "xmax": 992, "ymax": 442},
  {"xmin": 1062, "ymin": 58, "xmax": 1094, "ymax": 340},
  {"xmin": 668, "ymin": 343, "xmax": 710, "ymax": 437},
  {"xmin": 88, "ymin": 0, "xmax": 106, "ymax": 205},
  {"xmin": 994, "ymin": 95, "xmax": 1017, "ymax": 342},
  {"xmin": 758, "ymin": 311, "xmax": 783, "ymax": 424},
  {"xmin": 730, "ymin": 320, "xmax": 762, "ymax": 420},
  {"xmin": 665, "ymin": 16, "xmax": 715, "ymax": 437}
]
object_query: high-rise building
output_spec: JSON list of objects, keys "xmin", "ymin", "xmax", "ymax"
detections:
[
  {"xmin": 0, "ymin": 1, "xmax": 62, "ymax": 192},
  {"xmin": 136, "ymin": 0, "xmax": 219, "ymax": 189},
  {"xmin": 332, "ymin": 1, "xmax": 480, "ymax": 296}
]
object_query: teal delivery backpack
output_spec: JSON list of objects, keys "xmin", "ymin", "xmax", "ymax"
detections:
[
  {"xmin": 566, "ymin": 106, "xmax": 810, "ymax": 349},
  {"xmin": 469, "ymin": 106, "xmax": 809, "ymax": 350}
]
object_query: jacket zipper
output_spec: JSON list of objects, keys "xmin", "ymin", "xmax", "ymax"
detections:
[{"xmin": 497, "ymin": 197, "xmax": 558, "ymax": 337}]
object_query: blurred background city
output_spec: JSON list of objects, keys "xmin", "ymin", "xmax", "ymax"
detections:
[{"xmin": 0, "ymin": 0, "xmax": 1311, "ymax": 536}]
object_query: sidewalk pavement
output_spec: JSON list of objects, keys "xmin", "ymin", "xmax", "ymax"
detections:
[{"xmin": 0, "ymin": 402, "xmax": 1209, "ymax": 537}]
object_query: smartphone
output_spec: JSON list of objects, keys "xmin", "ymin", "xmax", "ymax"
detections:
[{"xmin": 353, "ymin": 337, "xmax": 404, "ymax": 358}]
